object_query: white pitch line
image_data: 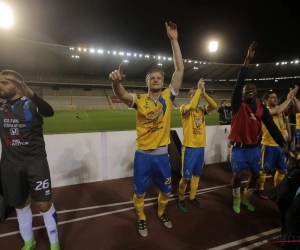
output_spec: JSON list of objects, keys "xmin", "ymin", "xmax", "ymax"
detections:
[
  {"xmin": 5, "ymin": 184, "xmax": 230, "ymax": 221},
  {"xmin": 237, "ymin": 240, "xmax": 270, "ymax": 250},
  {"xmin": 207, "ymin": 228, "xmax": 281, "ymax": 250},
  {"xmin": 0, "ymin": 187, "xmax": 224, "ymax": 238},
  {"xmin": 83, "ymin": 110, "xmax": 89, "ymax": 117}
]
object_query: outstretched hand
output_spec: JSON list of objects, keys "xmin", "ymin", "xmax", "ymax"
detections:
[
  {"xmin": 5, "ymin": 77, "xmax": 34, "ymax": 98},
  {"xmin": 109, "ymin": 63, "xmax": 126, "ymax": 84},
  {"xmin": 246, "ymin": 41, "xmax": 258, "ymax": 60},
  {"xmin": 287, "ymin": 86, "xmax": 298, "ymax": 100},
  {"xmin": 165, "ymin": 21, "xmax": 178, "ymax": 41}
]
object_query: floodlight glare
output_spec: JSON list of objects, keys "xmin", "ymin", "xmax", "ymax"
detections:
[
  {"xmin": 0, "ymin": 2, "xmax": 14, "ymax": 28},
  {"xmin": 209, "ymin": 41, "xmax": 218, "ymax": 52}
]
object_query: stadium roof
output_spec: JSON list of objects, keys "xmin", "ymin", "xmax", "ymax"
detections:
[{"xmin": 0, "ymin": 35, "xmax": 299, "ymax": 84}]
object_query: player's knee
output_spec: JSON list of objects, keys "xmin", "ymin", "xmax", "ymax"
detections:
[
  {"xmin": 181, "ymin": 177, "xmax": 189, "ymax": 184},
  {"xmin": 36, "ymin": 200, "xmax": 52, "ymax": 213},
  {"xmin": 135, "ymin": 193, "xmax": 145, "ymax": 199},
  {"xmin": 233, "ymin": 172, "xmax": 242, "ymax": 181},
  {"xmin": 160, "ymin": 192, "xmax": 171, "ymax": 198}
]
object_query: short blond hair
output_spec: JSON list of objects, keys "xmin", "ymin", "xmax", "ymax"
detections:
[{"xmin": 145, "ymin": 69, "xmax": 164, "ymax": 84}]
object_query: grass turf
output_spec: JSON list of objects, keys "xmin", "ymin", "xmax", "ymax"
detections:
[{"xmin": 43, "ymin": 109, "xmax": 220, "ymax": 134}]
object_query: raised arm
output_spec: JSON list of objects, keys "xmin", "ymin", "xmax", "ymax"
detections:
[
  {"xmin": 109, "ymin": 64, "xmax": 134, "ymax": 107},
  {"xmin": 291, "ymin": 85, "xmax": 300, "ymax": 113},
  {"xmin": 231, "ymin": 41, "xmax": 258, "ymax": 114},
  {"xmin": 200, "ymin": 83, "xmax": 218, "ymax": 112},
  {"xmin": 269, "ymin": 87, "xmax": 297, "ymax": 115},
  {"xmin": 5, "ymin": 77, "xmax": 54, "ymax": 117},
  {"xmin": 243, "ymin": 41, "xmax": 258, "ymax": 68},
  {"xmin": 182, "ymin": 79, "xmax": 204, "ymax": 114},
  {"xmin": 292, "ymin": 96, "xmax": 300, "ymax": 113},
  {"xmin": 262, "ymin": 106, "xmax": 288, "ymax": 153},
  {"xmin": 165, "ymin": 22, "xmax": 184, "ymax": 93},
  {"xmin": 286, "ymin": 117, "xmax": 291, "ymax": 142}
]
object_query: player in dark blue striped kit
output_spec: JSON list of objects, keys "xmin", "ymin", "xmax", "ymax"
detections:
[{"xmin": 0, "ymin": 70, "xmax": 60, "ymax": 250}]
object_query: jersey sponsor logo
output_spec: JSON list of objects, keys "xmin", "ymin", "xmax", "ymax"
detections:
[
  {"xmin": 3, "ymin": 118, "xmax": 27, "ymax": 128},
  {"xmin": 11, "ymin": 139, "xmax": 29, "ymax": 146},
  {"xmin": 146, "ymin": 110, "xmax": 163, "ymax": 120},
  {"xmin": 10, "ymin": 128, "xmax": 19, "ymax": 135},
  {"xmin": 192, "ymin": 128, "xmax": 202, "ymax": 135}
]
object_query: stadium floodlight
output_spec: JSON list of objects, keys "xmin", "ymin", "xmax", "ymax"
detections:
[
  {"xmin": 256, "ymin": 64, "xmax": 259, "ymax": 66},
  {"xmin": 295, "ymin": 60, "xmax": 299, "ymax": 63},
  {"xmin": 209, "ymin": 41, "xmax": 218, "ymax": 52},
  {"xmin": 0, "ymin": 2, "xmax": 13, "ymax": 28}
]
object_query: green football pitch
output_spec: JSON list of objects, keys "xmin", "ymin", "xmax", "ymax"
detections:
[{"xmin": 43, "ymin": 109, "xmax": 220, "ymax": 134}]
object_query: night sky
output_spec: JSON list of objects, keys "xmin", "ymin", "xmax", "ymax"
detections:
[{"xmin": 2, "ymin": 0, "xmax": 300, "ymax": 64}]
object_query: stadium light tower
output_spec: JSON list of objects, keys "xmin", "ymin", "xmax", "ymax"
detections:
[
  {"xmin": 209, "ymin": 41, "xmax": 218, "ymax": 52},
  {"xmin": 208, "ymin": 41, "xmax": 218, "ymax": 62},
  {"xmin": 0, "ymin": 2, "xmax": 14, "ymax": 28}
]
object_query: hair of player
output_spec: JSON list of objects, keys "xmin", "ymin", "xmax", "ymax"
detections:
[{"xmin": 0, "ymin": 69, "xmax": 24, "ymax": 82}]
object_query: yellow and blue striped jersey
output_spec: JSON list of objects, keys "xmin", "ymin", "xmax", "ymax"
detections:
[
  {"xmin": 132, "ymin": 87, "xmax": 175, "ymax": 150},
  {"xmin": 261, "ymin": 111, "xmax": 287, "ymax": 146},
  {"xmin": 296, "ymin": 113, "xmax": 300, "ymax": 129},
  {"xmin": 180, "ymin": 105, "xmax": 206, "ymax": 147}
]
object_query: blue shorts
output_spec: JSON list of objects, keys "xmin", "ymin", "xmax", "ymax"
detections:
[
  {"xmin": 261, "ymin": 145, "xmax": 287, "ymax": 171},
  {"xmin": 230, "ymin": 146, "xmax": 261, "ymax": 173},
  {"xmin": 295, "ymin": 129, "xmax": 300, "ymax": 141},
  {"xmin": 133, "ymin": 151, "xmax": 172, "ymax": 194},
  {"xmin": 181, "ymin": 147, "xmax": 204, "ymax": 178}
]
